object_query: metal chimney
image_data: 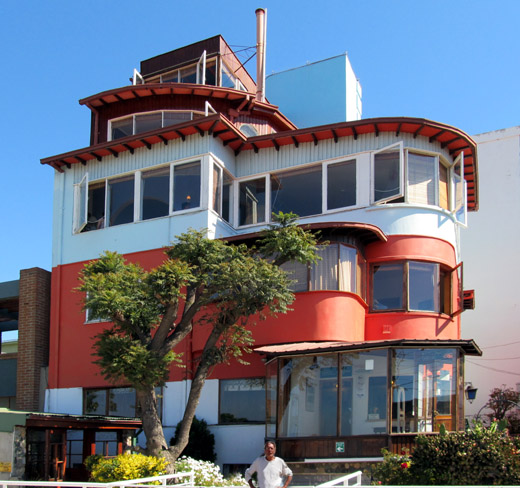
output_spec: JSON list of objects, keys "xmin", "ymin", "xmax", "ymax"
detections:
[{"xmin": 255, "ymin": 8, "xmax": 267, "ymax": 102}]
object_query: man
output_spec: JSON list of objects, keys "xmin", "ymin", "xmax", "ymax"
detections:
[{"xmin": 245, "ymin": 440, "xmax": 293, "ymax": 488}]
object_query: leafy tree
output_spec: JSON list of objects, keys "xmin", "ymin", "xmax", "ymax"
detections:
[
  {"xmin": 485, "ymin": 385, "xmax": 520, "ymax": 428},
  {"xmin": 79, "ymin": 213, "xmax": 318, "ymax": 467}
]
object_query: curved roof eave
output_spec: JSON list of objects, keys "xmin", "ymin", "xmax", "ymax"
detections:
[{"xmin": 40, "ymin": 115, "xmax": 478, "ymax": 211}]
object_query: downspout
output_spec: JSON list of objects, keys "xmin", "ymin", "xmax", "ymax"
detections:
[{"xmin": 255, "ymin": 8, "xmax": 267, "ymax": 103}]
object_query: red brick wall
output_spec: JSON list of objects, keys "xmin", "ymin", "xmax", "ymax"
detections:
[{"xmin": 16, "ymin": 267, "xmax": 51, "ymax": 411}]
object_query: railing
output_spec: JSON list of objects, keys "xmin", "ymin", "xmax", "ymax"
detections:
[
  {"xmin": 315, "ymin": 471, "xmax": 362, "ymax": 487},
  {"xmin": 1, "ymin": 472, "xmax": 194, "ymax": 488}
]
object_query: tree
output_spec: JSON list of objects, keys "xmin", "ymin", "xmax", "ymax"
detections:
[
  {"xmin": 79, "ymin": 213, "xmax": 318, "ymax": 467},
  {"xmin": 484, "ymin": 385, "xmax": 520, "ymax": 431}
]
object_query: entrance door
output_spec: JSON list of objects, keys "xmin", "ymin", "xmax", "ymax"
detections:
[{"xmin": 47, "ymin": 429, "xmax": 67, "ymax": 481}]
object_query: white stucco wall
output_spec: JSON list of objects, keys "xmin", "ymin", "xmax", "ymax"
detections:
[
  {"xmin": 210, "ymin": 424, "xmax": 265, "ymax": 467},
  {"xmin": 45, "ymin": 387, "xmax": 83, "ymax": 414},
  {"xmin": 461, "ymin": 126, "xmax": 520, "ymax": 417},
  {"xmin": 0, "ymin": 431, "xmax": 13, "ymax": 480}
]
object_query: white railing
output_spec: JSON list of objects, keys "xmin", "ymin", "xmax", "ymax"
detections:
[
  {"xmin": 1, "ymin": 472, "xmax": 194, "ymax": 488},
  {"xmin": 315, "ymin": 470, "xmax": 362, "ymax": 487}
]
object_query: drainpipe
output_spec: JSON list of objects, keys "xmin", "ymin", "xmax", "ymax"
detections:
[{"xmin": 255, "ymin": 8, "xmax": 267, "ymax": 103}]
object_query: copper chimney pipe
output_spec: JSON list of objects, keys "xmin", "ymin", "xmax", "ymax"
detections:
[{"xmin": 255, "ymin": 8, "xmax": 267, "ymax": 102}]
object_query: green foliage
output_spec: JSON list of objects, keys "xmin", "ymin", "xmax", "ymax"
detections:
[
  {"xmin": 370, "ymin": 449, "xmax": 412, "ymax": 485},
  {"xmin": 484, "ymin": 385, "xmax": 520, "ymax": 432},
  {"xmin": 370, "ymin": 422, "xmax": 520, "ymax": 485},
  {"xmin": 86, "ymin": 453, "xmax": 167, "ymax": 482},
  {"xmin": 171, "ymin": 416, "xmax": 216, "ymax": 462},
  {"xmin": 174, "ymin": 456, "xmax": 246, "ymax": 486}
]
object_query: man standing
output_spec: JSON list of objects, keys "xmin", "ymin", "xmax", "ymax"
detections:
[{"xmin": 245, "ymin": 441, "xmax": 293, "ymax": 488}]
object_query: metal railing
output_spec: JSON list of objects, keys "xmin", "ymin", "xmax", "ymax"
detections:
[
  {"xmin": 314, "ymin": 470, "xmax": 362, "ymax": 487},
  {"xmin": 1, "ymin": 472, "xmax": 194, "ymax": 488}
]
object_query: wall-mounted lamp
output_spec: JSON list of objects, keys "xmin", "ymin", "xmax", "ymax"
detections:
[{"xmin": 465, "ymin": 383, "xmax": 478, "ymax": 403}]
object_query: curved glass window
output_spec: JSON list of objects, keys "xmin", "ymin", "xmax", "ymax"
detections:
[
  {"xmin": 110, "ymin": 111, "xmax": 202, "ymax": 140},
  {"xmin": 281, "ymin": 243, "xmax": 365, "ymax": 298}
]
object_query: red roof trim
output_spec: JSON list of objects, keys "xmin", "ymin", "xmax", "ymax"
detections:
[{"xmin": 40, "ymin": 115, "xmax": 478, "ymax": 210}]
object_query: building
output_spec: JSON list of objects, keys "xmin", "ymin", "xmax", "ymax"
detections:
[
  {"xmin": 40, "ymin": 28, "xmax": 480, "ymax": 474},
  {"xmin": 462, "ymin": 126, "xmax": 520, "ymax": 417}
]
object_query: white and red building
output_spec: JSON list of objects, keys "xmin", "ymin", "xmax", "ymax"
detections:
[{"xmin": 40, "ymin": 32, "xmax": 480, "ymax": 474}]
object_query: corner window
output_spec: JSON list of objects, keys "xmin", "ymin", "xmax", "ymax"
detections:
[
  {"xmin": 108, "ymin": 176, "xmax": 134, "ymax": 227},
  {"xmin": 327, "ymin": 160, "xmax": 356, "ymax": 210},
  {"xmin": 371, "ymin": 261, "xmax": 449, "ymax": 313},
  {"xmin": 271, "ymin": 166, "xmax": 322, "ymax": 217},
  {"xmin": 219, "ymin": 378, "xmax": 265, "ymax": 424}
]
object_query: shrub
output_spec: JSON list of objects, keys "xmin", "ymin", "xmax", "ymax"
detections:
[
  {"xmin": 370, "ymin": 449, "xmax": 412, "ymax": 485},
  {"xmin": 174, "ymin": 456, "xmax": 246, "ymax": 487},
  {"xmin": 370, "ymin": 422, "xmax": 520, "ymax": 485},
  {"xmin": 86, "ymin": 453, "xmax": 167, "ymax": 482},
  {"xmin": 171, "ymin": 416, "xmax": 216, "ymax": 462}
]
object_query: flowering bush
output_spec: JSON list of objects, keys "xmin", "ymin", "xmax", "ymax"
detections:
[
  {"xmin": 174, "ymin": 456, "xmax": 247, "ymax": 487},
  {"xmin": 86, "ymin": 453, "xmax": 167, "ymax": 483},
  {"xmin": 370, "ymin": 422, "xmax": 520, "ymax": 485}
]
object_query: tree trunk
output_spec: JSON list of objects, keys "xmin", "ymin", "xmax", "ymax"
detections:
[{"xmin": 136, "ymin": 387, "xmax": 170, "ymax": 456}]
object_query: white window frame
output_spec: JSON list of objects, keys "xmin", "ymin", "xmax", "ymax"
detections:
[
  {"xmin": 132, "ymin": 68, "xmax": 144, "ymax": 85},
  {"xmin": 451, "ymin": 153, "xmax": 467, "ymax": 225},
  {"xmin": 73, "ymin": 174, "xmax": 88, "ymax": 234},
  {"xmin": 404, "ymin": 149, "xmax": 439, "ymax": 206},
  {"xmin": 324, "ymin": 158, "xmax": 357, "ymax": 212},
  {"xmin": 196, "ymin": 50, "xmax": 206, "ymax": 85},
  {"xmin": 170, "ymin": 159, "xmax": 203, "ymax": 214},
  {"xmin": 237, "ymin": 174, "xmax": 269, "ymax": 227},
  {"xmin": 371, "ymin": 142, "xmax": 404, "ymax": 204}
]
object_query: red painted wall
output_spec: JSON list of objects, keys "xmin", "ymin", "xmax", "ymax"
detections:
[{"xmin": 48, "ymin": 234, "xmax": 461, "ymax": 389}]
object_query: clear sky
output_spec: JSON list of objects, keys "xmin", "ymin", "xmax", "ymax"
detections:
[{"xmin": 1, "ymin": 0, "xmax": 519, "ymax": 283}]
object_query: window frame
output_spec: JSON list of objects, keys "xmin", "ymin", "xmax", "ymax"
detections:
[
  {"xmin": 324, "ymin": 158, "xmax": 357, "ymax": 212},
  {"xmin": 238, "ymin": 175, "xmax": 269, "ymax": 227},
  {"xmin": 370, "ymin": 260, "xmax": 452, "ymax": 314},
  {"xmin": 218, "ymin": 377, "xmax": 266, "ymax": 425},
  {"xmin": 372, "ymin": 142, "xmax": 404, "ymax": 204},
  {"xmin": 73, "ymin": 174, "xmax": 88, "ymax": 233}
]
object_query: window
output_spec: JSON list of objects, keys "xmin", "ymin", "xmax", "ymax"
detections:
[
  {"xmin": 173, "ymin": 162, "xmax": 201, "ymax": 211},
  {"xmin": 75, "ymin": 161, "xmax": 201, "ymax": 233},
  {"xmin": 373, "ymin": 143, "xmax": 403, "ymax": 203},
  {"xmin": 239, "ymin": 178, "xmax": 266, "ymax": 226},
  {"xmin": 371, "ymin": 261, "xmax": 450, "ymax": 313},
  {"xmin": 211, "ymin": 163, "xmax": 233, "ymax": 223},
  {"xmin": 280, "ymin": 243, "xmax": 365, "ymax": 298},
  {"xmin": 392, "ymin": 349, "xmax": 458, "ymax": 432},
  {"xmin": 140, "ymin": 167, "xmax": 170, "ymax": 220},
  {"xmin": 372, "ymin": 143, "xmax": 463, "ymax": 215},
  {"xmin": 84, "ymin": 387, "xmax": 162, "ymax": 418},
  {"xmin": 327, "ymin": 160, "xmax": 356, "ymax": 210},
  {"xmin": 271, "ymin": 166, "xmax": 322, "ymax": 217},
  {"xmin": 219, "ymin": 378, "xmax": 266, "ymax": 424},
  {"xmin": 109, "ymin": 111, "xmax": 201, "ymax": 141}
]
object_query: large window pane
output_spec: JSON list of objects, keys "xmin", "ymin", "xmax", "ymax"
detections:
[
  {"xmin": 108, "ymin": 176, "xmax": 134, "ymax": 226},
  {"xmin": 163, "ymin": 111, "xmax": 192, "ymax": 127},
  {"xmin": 372, "ymin": 263, "xmax": 404, "ymax": 310},
  {"xmin": 409, "ymin": 262, "xmax": 439, "ymax": 312},
  {"xmin": 374, "ymin": 148, "xmax": 401, "ymax": 203},
  {"xmin": 339, "ymin": 245, "xmax": 357, "ymax": 292},
  {"xmin": 392, "ymin": 349, "xmax": 457, "ymax": 433},
  {"xmin": 135, "ymin": 113, "xmax": 162, "ymax": 135},
  {"xmin": 173, "ymin": 162, "xmax": 201, "ymax": 211},
  {"xmin": 310, "ymin": 244, "xmax": 339, "ymax": 291},
  {"xmin": 328, "ymin": 160, "xmax": 356, "ymax": 209},
  {"xmin": 84, "ymin": 389, "xmax": 106, "ymax": 415},
  {"xmin": 239, "ymin": 178, "xmax": 266, "ymax": 225},
  {"xmin": 279, "ymin": 356, "xmax": 338, "ymax": 437},
  {"xmin": 108, "ymin": 387, "xmax": 136, "ymax": 417},
  {"xmin": 341, "ymin": 350, "xmax": 388, "ymax": 435},
  {"xmin": 141, "ymin": 167, "xmax": 169, "ymax": 220},
  {"xmin": 222, "ymin": 172, "xmax": 232, "ymax": 223},
  {"xmin": 439, "ymin": 163, "xmax": 449, "ymax": 210},
  {"xmin": 212, "ymin": 164, "xmax": 221, "ymax": 214},
  {"xmin": 219, "ymin": 378, "xmax": 265, "ymax": 423},
  {"xmin": 266, "ymin": 362, "xmax": 277, "ymax": 438},
  {"xmin": 112, "ymin": 118, "xmax": 133, "ymax": 140},
  {"xmin": 85, "ymin": 181, "xmax": 106, "ymax": 231},
  {"xmin": 271, "ymin": 166, "xmax": 322, "ymax": 217},
  {"xmin": 407, "ymin": 153, "xmax": 436, "ymax": 205}
]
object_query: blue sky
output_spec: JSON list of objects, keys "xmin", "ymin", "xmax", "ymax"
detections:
[{"xmin": 1, "ymin": 0, "xmax": 519, "ymax": 283}]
